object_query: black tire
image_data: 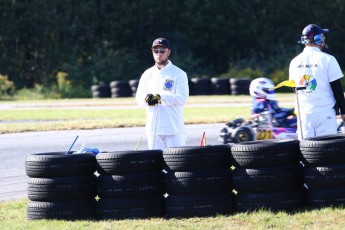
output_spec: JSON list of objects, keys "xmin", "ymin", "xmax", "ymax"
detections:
[
  {"xmin": 165, "ymin": 169, "xmax": 232, "ymax": 195},
  {"xmin": 163, "ymin": 145, "xmax": 231, "ymax": 171},
  {"xmin": 110, "ymin": 82, "xmax": 132, "ymax": 97},
  {"xmin": 300, "ymin": 134, "xmax": 345, "ymax": 166},
  {"xmin": 235, "ymin": 188, "xmax": 306, "ymax": 212},
  {"xmin": 211, "ymin": 78, "xmax": 230, "ymax": 95},
  {"xmin": 212, "ymin": 85, "xmax": 231, "ymax": 95},
  {"xmin": 230, "ymin": 84, "xmax": 250, "ymax": 95},
  {"xmin": 232, "ymin": 164, "xmax": 303, "ymax": 193},
  {"xmin": 92, "ymin": 90, "xmax": 111, "ymax": 98},
  {"xmin": 97, "ymin": 196, "xmax": 165, "ymax": 219},
  {"xmin": 165, "ymin": 192, "xmax": 235, "ymax": 218},
  {"xmin": 191, "ymin": 78, "xmax": 212, "ymax": 95},
  {"xmin": 97, "ymin": 172, "xmax": 164, "ymax": 198},
  {"xmin": 231, "ymin": 139, "xmax": 300, "ymax": 168},
  {"xmin": 211, "ymin": 77, "xmax": 230, "ymax": 85},
  {"xmin": 229, "ymin": 78, "xmax": 251, "ymax": 86},
  {"xmin": 96, "ymin": 150, "xmax": 163, "ymax": 174},
  {"xmin": 191, "ymin": 78, "xmax": 211, "ymax": 84},
  {"xmin": 303, "ymin": 164, "xmax": 345, "ymax": 188},
  {"xmin": 231, "ymin": 89, "xmax": 249, "ymax": 95},
  {"xmin": 231, "ymin": 126, "xmax": 255, "ymax": 143},
  {"xmin": 28, "ymin": 175, "xmax": 97, "ymax": 201},
  {"xmin": 110, "ymin": 87, "xmax": 132, "ymax": 95},
  {"xmin": 91, "ymin": 84, "xmax": 111, "ymax": 98},
  {"xmin": 111, "ymin": 93, "xmax": 132, "ymax": 98},
  {"xmin": 109, "ymin": 80, "xmax": 130, "ymax": 88},
  {"xmin": 27, "ymin": 199, "xmax": 96, "ymax": 220},
  {"xmin": 189, "ymin": 86, "xmax": 212, "ymax": 95},
  {"xmin": 128, "ymin": 79, "xmax": 139, "ymax": 87},
  {"xmin": 307, "ymin": 187, "xmax": 345, "ymax": 208},
  {"xmin": 128, "ymin": 79, "xmax": 140, "ymax": 97},
  {"xmin": 188, "ymin": 80, "xmax": 195, "ymax": 95},
  {"xmin": 130, "ymin": 88, "xmax": 138, "ymax": 97},
  {"xmin": 230, "ymin": 84, "xmax": 250, "ymax": 91},
  {"xmin": 91, "ymin": 84, "xmax": 110, "ymax": 92},
  {"xmin": 25, "ymin": 152, "xmax": 96, "ymax": 178},
  {"xmin": 229, "ymin": 78, "xmax": 251, "ymax": 95}
]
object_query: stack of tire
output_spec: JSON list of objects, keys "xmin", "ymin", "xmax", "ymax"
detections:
[
  {"xmin": 211, "ymin": 77, "xmax": 230, "ymax": 95},
  {"xmin": 109, "ymin": 80, "xmax": 132, "ymax": 98},
  {"xmin": 300, "ymin": 134, "xmax": 345, "ymax": 208},
  {"xmin": 190, "ymin": 78, "xmax": 212, "ymax": 95},
  {"xmin": 25, "ymin": 152, "xmax": 97, "ymax": 220},
  {"xmin": 231, "ymin": 139, "xmax": 306, "ymax": 212},
  {"xmin": 163, "ymin": 145, "xmax": 235, "ymax": 218},
  {"xmin": 95, "ymin": 150, "xmax": 165, "ymax": 219},
  {"xmin": 229, "ymin": 78, "xmax": 251, "ymax": 95},
  {"xmin": 188, "ymin": 79, "xmax": 195, "ymax": 95},
  {"xmin": 91, "ymin": 84, "xmax": 111, "ymax": 98},
  {"xmin": 128, "ymin": 79, "xmax": 140, "ymax": 96}
]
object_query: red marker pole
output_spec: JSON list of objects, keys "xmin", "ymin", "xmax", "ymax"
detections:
[{"xmin": 200, "ymin": 132, "xmax": 206, "ymax": 146}]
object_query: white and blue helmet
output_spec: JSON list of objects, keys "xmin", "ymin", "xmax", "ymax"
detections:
[{"xmin": 249, "ymin": 77, "xmax": 276, "ymax": 100}]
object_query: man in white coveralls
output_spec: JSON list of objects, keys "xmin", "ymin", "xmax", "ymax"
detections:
[{"xmin": 136, "ymin": 38, "xmax": 189, "ymax": 150}]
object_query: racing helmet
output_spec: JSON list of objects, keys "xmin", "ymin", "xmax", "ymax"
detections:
[
  {"xmin": 299, "ymin": 24, "xmax": 329, "ymax": 46},
  {"xmin": 249, "ymin": 77, "xmax": 276, "ymax": 100}
]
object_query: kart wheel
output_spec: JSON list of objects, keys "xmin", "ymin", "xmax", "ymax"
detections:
[
  {"xmin": 231, "ymin": 126, "xmax": 254, "ymax": 143},
  {"xmin": 219, "ymin": 127, "xmax": 230, "ymax": 144}
]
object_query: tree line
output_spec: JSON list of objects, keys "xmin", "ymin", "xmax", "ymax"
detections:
[{"xmin": 1, "ymin": 0, "xmax": 345, "ymax": 97}]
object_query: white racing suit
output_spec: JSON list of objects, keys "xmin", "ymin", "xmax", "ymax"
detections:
[{"xmin": 136, "ymin": 61, "xmax": 189, "ymax": 150}]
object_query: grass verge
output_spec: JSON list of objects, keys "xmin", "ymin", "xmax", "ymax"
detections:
[
  {"xmin": 0, "ymin": 94, "xmax": 295, "ymax": 134},
  {"xmin": 1, "ymin": 200, "xmax": 344, "ymax": 229},
  {"xmin": 1, "ymin": 95, "xmax": 345, "ymax": 228},
  {"xmin": 0, "ymin": 107, "xmax": 250, "ymax": 134}
]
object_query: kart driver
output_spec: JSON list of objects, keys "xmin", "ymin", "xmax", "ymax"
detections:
[{"xmin": 249, "ymin": 77, "xmax": 297, "ymax": 128}]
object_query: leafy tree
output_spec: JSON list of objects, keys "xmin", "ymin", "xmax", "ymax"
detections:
[{"xmin": 1, "ymin": 0, "xmax": 345, "ymax": 97}]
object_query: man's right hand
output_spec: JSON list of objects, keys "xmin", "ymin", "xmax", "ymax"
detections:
[
  {"xmin": 145, "ymin": 94, "xmax": 153, "ymax": 103},
  {"xmin": 145, "ymin": 94, "xmax": 160, "ymax": 106}
]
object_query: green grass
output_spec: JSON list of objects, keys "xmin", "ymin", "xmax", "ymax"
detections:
[
  {"xmin": 1, "ymin": 95, "xmax": 274, "ymax": 133},
  {"xmin": 1, "ymin": 200, "xmax": 345, "ymax": 229},
  {"xmin": 1, "ymin": 94, "xmax": 345, "ymax": 228},
  {"xmin": 0, "ymin": 107, "xmax": 250, "ymax": 133},
  {"xmin": 0, "ymin": 94, "xmax": 296, "ymax": 134}
]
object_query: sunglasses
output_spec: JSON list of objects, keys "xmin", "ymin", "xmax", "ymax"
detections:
[{"xmin": 152, "ymin": 48, "xmax": 166, "ymax": 54}]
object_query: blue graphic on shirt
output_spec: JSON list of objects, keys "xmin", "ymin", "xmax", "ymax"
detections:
[{"xmin": 164, "ymin": 79, "xmax": 174, "ymax": 91}]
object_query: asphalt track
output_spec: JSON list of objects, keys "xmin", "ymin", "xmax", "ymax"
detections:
[
  {"xmin": 0, "ymin": 100, "xmax": 295, "ymax": 202},
  {"xmin": 0, "ymin": 123, "xmax": 225, "ymax": 202}
]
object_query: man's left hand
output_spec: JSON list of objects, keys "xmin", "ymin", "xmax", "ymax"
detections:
[{"xmin": 152, "ymin": 94, "xmax": 161, "ymax": 101}]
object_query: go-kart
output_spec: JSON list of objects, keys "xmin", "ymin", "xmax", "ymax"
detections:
[
  {"xmin": 218, "ymin": 111, "xmax": 298, "ymax": 144},
  {"xmin": 219, "ymin": 112, "xmax": 345, "ymax": 144}
]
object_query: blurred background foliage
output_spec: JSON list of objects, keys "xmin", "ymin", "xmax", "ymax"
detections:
[{"xmin": 0, "ymin": 0, "xmax": 345, "ymax": 98}]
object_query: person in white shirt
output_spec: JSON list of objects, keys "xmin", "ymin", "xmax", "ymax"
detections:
[
  {"xmin": 136, "ymin": 38, "xmax": 189, "ymax": 150},
  {"xmin": 289, "ymin": 24, "xmax": 345, "ymax": 140}
]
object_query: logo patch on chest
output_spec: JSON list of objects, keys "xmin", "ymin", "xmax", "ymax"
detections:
[
  {"xmin": 163, "ymin": 79, "xmax": 174, "ymax": 91},
  {"xmin": 299, "ymin": 74, "xmax": 317, "ymax": 93}
]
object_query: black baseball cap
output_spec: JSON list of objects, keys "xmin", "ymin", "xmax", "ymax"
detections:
[
  {"xmin": 152, "ymin": 38, "xmax": 169, "ymax": 49},
  {"xmin": 302, "ymin": 24, "xmax": 329, "ymax": 38}
]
